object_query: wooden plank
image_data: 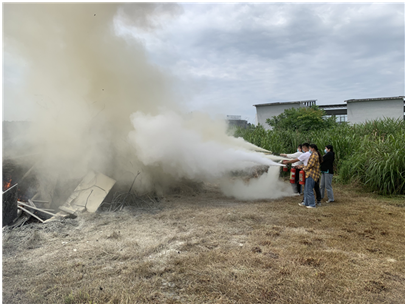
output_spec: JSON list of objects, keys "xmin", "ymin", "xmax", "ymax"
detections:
[
  {"xmin": 58, "ymin": 206, "xmax": 77, "ymax": 215},
  {"xmin": 43, "ymin": 211, "xmax": 71, "ymax": 223},
  {"xmin": 64, "ymin": 171, "xmax": 116, "ymax": 213},
  {"xmin": 2, "ymin": 183, "xmax": 18, "ymax": 194},
  {"xmin": 31, "ymin": 200, "xmax": 49, "ymax": 204},
  {"xmin": 18, "ymin": 206, "xmax": 45, "ymax": 223},
  {"xmin": 31, "ymin": 192, "xmax": 39, "ymax": 201},
  {"xmin": 17, "ymin": 202, "xmax": 56, "ymax": 216},
  {"xmin": 28, "ymin": 199, "xmax": 37, "ymax": 208},
  {"xmin": 10, "ymin": 215, "xmax": 30, "ymax": 228},
  {"xmin": 41, "ymin": 208, "xmax": 55, "ymax": 212}
]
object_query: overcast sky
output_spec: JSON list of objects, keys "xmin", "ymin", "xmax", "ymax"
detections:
[
  {"xmin": 123, "ymin": 2, "xmax": 405, "ymax": 123},
  {"xmin": 3, "ymin": 2, "xmax": 405, "ymax": 123}
]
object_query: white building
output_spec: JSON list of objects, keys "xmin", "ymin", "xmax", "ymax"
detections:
[
  {"xmin": 345, "ymin": 96, "xmax": 405, "ymax": 124},
  {"xmin": 254, "ymin": 100, "xmax": 316, "ymax": 130},
  {"xmin": 254, "ymin": 96, "xmax": 404, "ymax": 129}
]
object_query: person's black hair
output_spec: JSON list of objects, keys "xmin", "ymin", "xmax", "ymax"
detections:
[
  {"xmin": 326, "ymin": 144, "xmax": 334, "ymax": 152},
  {"xmin": 298, "ymin": 143, "xmax": 302, "ymax": 148},
  {"xmin": 310, "ymin": 143, "xmax": 322, "ymax": 163},
  {"xmin": 302, "ymin": 143, "xmax": 310, "ymax": 148}
]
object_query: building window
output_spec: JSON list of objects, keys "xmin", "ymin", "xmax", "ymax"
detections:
[
  {"xmin": 323, "ymin": 115, "xmax": 347, "ymax": 123},
  {"xmin": 336, "ymin": 115, "xmax": 347, "ymax": 123}
]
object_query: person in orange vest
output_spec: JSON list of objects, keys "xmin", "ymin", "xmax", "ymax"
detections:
[{"xmin": 280, "ymin": 143, "xmax": 303, "ymax": 195}]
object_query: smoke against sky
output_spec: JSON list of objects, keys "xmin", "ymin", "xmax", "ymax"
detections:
[{"xmin": 3, "ymin": 3, "xmax": 292, "ymax": 201}]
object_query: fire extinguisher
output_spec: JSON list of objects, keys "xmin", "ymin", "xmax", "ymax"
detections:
[
  {"xmin": 282, "ymin": 165, "xmax": 288, "ymax": 172},
  {"xmin": 289, "ymin": 168, "xmax": 296, "ymax": 184},
  {"xmin": 299, "ymin": 170, "xmax": 305, "ymax": 185}
]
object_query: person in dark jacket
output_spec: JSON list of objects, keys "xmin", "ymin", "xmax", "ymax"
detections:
[{"xmin": 320, "ymin": 144, "xmax": 335, "ymax": 203}]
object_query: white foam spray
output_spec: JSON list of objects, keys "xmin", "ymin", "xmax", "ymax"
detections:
[
  {"xmin": 128, "ymin": 111, "xmax": 282, "ymax": 181},
  {"xmin": 220, "ymin": 167, "xmax": 293, "ymax": 200}
]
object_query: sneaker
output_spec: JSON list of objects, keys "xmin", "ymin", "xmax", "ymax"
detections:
[
  {"xmin": 326, "ymin": 200, "xmax": 334, "ymax": 203},
  {"xmin": 306, "ymin": 205, "xmax": 316, "ymax": 209},
  {"xmin": 298, "ymin": 202, "xmax": 305, "ymax": 206},
  {"xmin": 317, "ymin": 201, "xmax": 322, "ymax": 206}
]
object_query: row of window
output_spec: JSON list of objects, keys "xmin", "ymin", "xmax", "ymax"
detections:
[{"xmin": 322, "ymin": 115, "xmax": 348, "ymax": 123}]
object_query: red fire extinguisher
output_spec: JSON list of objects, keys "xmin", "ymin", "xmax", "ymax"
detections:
[
  {"xmin": 282, "ymin": 165, "xmax": 288, "ymax": 172},
  {"xmin": 289, "ymin": 168, "xmax": 296, "ymax": 184},
  {"xmin": 299, "ymin": 170, "xmax": 305, "ymax": 185}
]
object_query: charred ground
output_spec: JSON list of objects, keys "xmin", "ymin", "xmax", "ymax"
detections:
[{"xmin": 2, "ymin": 181, "xmax": 405, "ymax": 304}]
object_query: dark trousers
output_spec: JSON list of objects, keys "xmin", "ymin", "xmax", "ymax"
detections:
[
  {"xmin": 302, "ymin": 177, "xmax": 321, "ymax": 202},
  {"xmin": 294, "ymin": 168, "xmax": 302, "ymax": 194},
  {"xmin": 314, "ymin": 178, "xmax": 321, "ymax": 202}
]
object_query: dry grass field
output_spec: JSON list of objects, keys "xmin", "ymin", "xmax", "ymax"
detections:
[{"xmin": 2, "ymin": 181, "xmax": 405, "ymax": 304}]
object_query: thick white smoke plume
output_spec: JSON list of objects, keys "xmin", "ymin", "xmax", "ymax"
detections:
[
  {"xmin": 4, "ymin": 3, "xmax": 292, "ymax": 202},
  {"xmin": 220, "ymin": 167, "xmax": 293, "ymax": 200},
  {"xmin": 128, "ymin": 111, "xmax": 282, "ymax": 181}
]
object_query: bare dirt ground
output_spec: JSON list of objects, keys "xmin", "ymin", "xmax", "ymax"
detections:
[{"xmin": 2, "ymin": 181, "xmax": 405, "ymax": 304}]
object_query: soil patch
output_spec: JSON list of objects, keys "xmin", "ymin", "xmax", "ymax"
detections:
[{"xmin": 2, "ymin": 182, "xmax": 405, "ymax": 303}]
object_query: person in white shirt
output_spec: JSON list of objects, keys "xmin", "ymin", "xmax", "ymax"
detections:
[
  {"xmin": 280, "ymin": 143, "xmax": 303, "ymax": 195},
  {"xmin": 283, "ymin": 143, "xmax": 311, "ymax": 166},
  {"xmin": 283, "ymin": 143, "xmax": 321, "ymax": 205}
]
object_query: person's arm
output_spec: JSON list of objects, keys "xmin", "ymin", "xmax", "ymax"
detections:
[
  {"xmin": 282, "ymin": 158, "xmax": 299, "ymax": 164},
  {"xmin": 286, "ymin": 152, "xmax": 301, "ymax": 159},
  {"xmin": 281, "ymin": 152, "xmax": 300, "ymax": 158}
]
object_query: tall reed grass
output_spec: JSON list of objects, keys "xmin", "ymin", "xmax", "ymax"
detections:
[{"xmin": 234, "ymin": 118, "xmax": 405, "ymax": 195}]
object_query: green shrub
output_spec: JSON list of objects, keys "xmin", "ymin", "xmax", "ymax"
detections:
[{"xmin": 234, "ymin": 118, "xmax": 405, "ymax": 195}]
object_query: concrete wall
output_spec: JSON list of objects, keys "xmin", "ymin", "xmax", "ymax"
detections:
[
  {"xmin": 347, "ymin": 98, "xmax": 404, "ymax": 124},
  {"xmin": 256, "ymin": 103, "xmax": 303, "ymax": 130}
]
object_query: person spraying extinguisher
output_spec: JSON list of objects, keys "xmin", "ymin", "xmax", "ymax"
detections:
[
  {"xmin": 298, "ymin": 144, "xmax": 322, "ymax": 208},
  {"xmin": 283, "ymin": 143, "xmax": 321, "ymax": 206},
  {"xmin": 280, "ymin": 143, "xmax": 304, "ymax": 195}
]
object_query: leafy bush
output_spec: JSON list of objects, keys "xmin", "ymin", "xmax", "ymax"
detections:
[
  {"xmin": 339, "ymin": 129, "xmax": 405, "ymax": 195},
  {"xmin": 234, "ymin": 117, "xmax": 405, "ymax": 195},
  {"xmin": 265, "ymin": 105, "xmax": 339, "ymax": 132}
]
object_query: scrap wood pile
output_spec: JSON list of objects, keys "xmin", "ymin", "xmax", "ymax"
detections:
[
  {"xmin": 2, "ymin": 168, "xmax": 157, "ymax": 230},
  {"xmin": 3, "ymin": 183, "xmax": 77, "ymax": 229}
]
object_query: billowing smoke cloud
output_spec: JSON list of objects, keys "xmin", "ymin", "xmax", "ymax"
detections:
[
  {"xmin": 128, "ymin": 111, "xmax": 282, "ymax": 181},
  {"xmin": 3, "ymin": 3, "xmax": 183, "ymax": 189},
  {"xmin": 220, "ymin": 167, "xmax": 293, "ymax": 200},
  {"xmin": 3, "ymin": 3, "xmax": 291, "ymax": 202}
]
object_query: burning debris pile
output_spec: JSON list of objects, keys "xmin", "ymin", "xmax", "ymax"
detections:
[
  {"xmin": 2, "ymin": 168, "xmax": 111, "ymax": 228},
  {"xmin": 2, "ymin": 157, "xmax": 158, "ymax": 229},
  {"xmin": 3, "ymin": 183, "xmax": 57, "ymax": 228}
]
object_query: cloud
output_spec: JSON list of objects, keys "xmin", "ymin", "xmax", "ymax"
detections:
[
  {"xmin": 4, "ymin": 3, "xmax": 404, "ymax": 123},
  {"xmin": 126, "ymin": 3, "xmax": 404, "ymax": 123}
]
